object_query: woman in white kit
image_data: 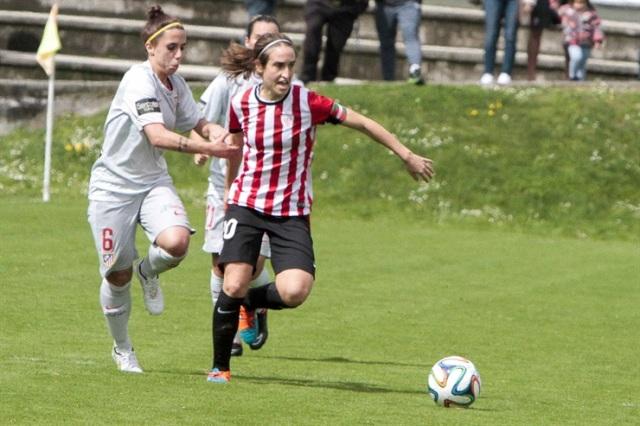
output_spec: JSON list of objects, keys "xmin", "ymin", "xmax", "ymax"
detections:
[{"xmin": 87, "ymin": 5, "xmax": 237, "ymax": 373}]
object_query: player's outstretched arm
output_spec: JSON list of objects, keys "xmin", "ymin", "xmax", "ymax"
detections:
[
  {"xmin": 143, "ymin": 121, "xmax": 238, "ymax": 159},
  {"xmin": 340, "ymin": 109, "xmax": 435, "ymax": 182}
]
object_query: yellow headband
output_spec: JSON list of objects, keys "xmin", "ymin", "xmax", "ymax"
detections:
[{"xmin": 145, "ymin": 22, "xmax": 183, "ymax": 45}]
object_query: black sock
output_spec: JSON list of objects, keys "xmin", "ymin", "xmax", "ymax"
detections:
[
  {"xmin": 244, "ymin": 282, "xmax": 290, "ymax": 310},
  {"xmin": 212, "ymin": 291, "xmax": 243, "ymax": 371}
]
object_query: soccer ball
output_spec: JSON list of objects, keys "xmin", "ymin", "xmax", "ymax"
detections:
[{"xmin": 427, "ymin": 355, "xmax": 481, "ymax": 408}]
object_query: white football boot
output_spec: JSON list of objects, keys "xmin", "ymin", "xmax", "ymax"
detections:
[
  {"xmin": 135, "ymin": 260, "xmax": 164, "ymax": 315},
  {"xmin": 112, "ymin": 346, "xmax": 143, "ymax": 373}
]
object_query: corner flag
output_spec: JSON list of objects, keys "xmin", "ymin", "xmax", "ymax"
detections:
[{"xmin": 36, "ymin": 3, "xmax": 62, "ymax": 76}]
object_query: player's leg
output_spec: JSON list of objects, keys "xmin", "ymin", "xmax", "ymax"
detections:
[
  {"xmin": 137, "ymin": 184, "xmax": 194, "ymax": 314},
  {"xmin": 208, "ymin": 205, "xmax": 263, "ymax": 382},
  {"xmin": 240, "ymin": 234, "xmax": 272, "ymax": 348},
  {"xmin": 203, "ymin": 189, "xmax": 245, "ymax": 356},
  {"xmin": 88, "ymin": 198, "xmax": 142, "ymax": 373},
  {"xmin": 243, "ymin": 214, "xmax": 315, "ymax": 311}
]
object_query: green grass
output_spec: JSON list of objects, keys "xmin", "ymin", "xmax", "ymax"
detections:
[
  {"xmin": 0, "ymin": 196, "xmax": 638, "ymax": 424},
  {"xmin": 2, "ymin": 85, "xmax": 639, "ymax": 240},
  {"xmin": 1, "ymin": 84, "xmax": 639, "ymax": 424}
]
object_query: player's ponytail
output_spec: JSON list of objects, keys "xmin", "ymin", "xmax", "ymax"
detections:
[
  {"xmin": 221, "ymin": 32, "xmax": 294, "ymax": 78},
  {"xmin": 220, "ymin": 41, "xmax": 255, "ymax": 78},
  {"xmin": 141, "ymin": 5, "xmax": 183, "ymax": 46}
]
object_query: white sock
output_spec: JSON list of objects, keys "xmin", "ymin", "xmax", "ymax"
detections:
[
  {"xmin": 249, "ymin": 267, "xmax": 271, "ymax": 288},
  {"xmin": 210, "ymin": 272, "xmax": 223, "ymax": 306},
  {"xmin": 140, "ymin": 244, "xmax": 185, "ymax": 277},
  {"xmin": 100, "ymin": 279, "xmax": 132, "ymax": 352}
]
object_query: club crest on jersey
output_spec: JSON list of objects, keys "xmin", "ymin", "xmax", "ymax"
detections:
[
  {"xmin": 102, "ymin": 254, "xmax": 115, "ymax": 268},
  {"xmin": 281, "ymin": 114, "xmax": 294, "ymax": 127},
  {"xmin": 135, "ymin": 98, "xmax": 161, "ymax": 115}
]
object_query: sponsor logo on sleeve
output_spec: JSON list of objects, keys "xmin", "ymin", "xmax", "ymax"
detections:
[{"xmin": 135, "ymin": 98, "xmax": 161, "ymax": 116}]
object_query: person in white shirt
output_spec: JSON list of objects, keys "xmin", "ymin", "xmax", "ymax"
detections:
[{"xmin": 87, "ymin": 5, "xmax": 238, "ymax": 374}]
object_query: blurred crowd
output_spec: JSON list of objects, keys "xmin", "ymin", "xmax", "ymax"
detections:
[{"xmin": 242, "ymin": 0, "xmax": 626, "ymax": 84}]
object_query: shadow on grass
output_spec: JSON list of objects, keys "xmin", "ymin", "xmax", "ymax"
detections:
[
  {"xmin": 258, "ymin": 354, "xmax": 425, "ymax": 369},
  {"xmin": 236, "ymin": 373, "xmax": 425, "ymax": 395}
]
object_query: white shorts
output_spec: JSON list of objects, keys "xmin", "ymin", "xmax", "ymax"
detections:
[
  {"xmin": 88, "ymin": 184, "xmax": 194, "ymax": 278},
  {"xmin": 202, "ymin": 183, "xmax": 270, "ymax": 258}
]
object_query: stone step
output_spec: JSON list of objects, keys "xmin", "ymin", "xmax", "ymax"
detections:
[
  {"xmin": 3, "ymin": 0, "xmax": 639, "ymax": 61},
  {"xmin": 1, "ymin": 2, "xmax": 638, "ymax": 82}
]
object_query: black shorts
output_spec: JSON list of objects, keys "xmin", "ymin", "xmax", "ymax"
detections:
[{"xmin": 218, "ymin": 204, "xmax": 315, "ymax": 277}]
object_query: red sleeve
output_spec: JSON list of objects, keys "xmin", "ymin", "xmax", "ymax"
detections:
[
  {"xmin": 227, "ymin": 99, "xmax": 242, "ymax": 133},
  {"xmin": 308, "ymin": 90, "xmax": 345, "ymax": 125}
]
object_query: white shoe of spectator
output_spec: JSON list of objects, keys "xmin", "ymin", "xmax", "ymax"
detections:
[
  {"xmin": 497, "ymin": 73, "xmax": 512, "ymax": 85},
  {"xmin": 479, "ymin": 73, "xmax": 494, "ymax": 86}
]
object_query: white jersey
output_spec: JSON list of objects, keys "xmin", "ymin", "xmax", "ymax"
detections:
[
  {"xmin": 89, "ymin": 61, "xmax": 203, "ymax": 201},
  {"xmin": 198, "ymin": 72, "xmax": 261, "ymax": 195}
]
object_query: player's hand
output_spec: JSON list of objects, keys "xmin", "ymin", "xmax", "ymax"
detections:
[
  {"xmin": 204, "ymin": 123, "xmax": 226, "ymax": 141},
  {"xmin": 203, "ymin": 136, "xmax": 239, "ymax": 159},
  {"xmin": 404, "ymin": 152, "xmax": 434, "ymax": 182},
  {"xmin": 194, "ymin": 153, "xmax": 209, "ymax": 166}
]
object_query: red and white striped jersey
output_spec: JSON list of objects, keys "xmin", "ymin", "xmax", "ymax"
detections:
[{"xmin": 227, "ymin": 84, "xmax": 346, "ymax": 217}]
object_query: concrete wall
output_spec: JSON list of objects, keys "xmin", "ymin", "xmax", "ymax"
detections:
[{"xmin": 1, "ymin": 0, "xmax": 638, "ymax": 82}]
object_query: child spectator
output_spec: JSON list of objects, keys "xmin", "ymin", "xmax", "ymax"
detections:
[{"xmin": 557, "ymin": 0, "xmax": 604, "ymax": 81}]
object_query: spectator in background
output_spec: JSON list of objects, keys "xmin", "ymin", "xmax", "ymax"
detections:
[
  {"xmin": 300, "ymin": 0, "xmax": 369, "ymax": 83},
  {"xmin": 375, "ymin": 0, "xmax": 425, "ymax": 85},
  {"xmin": 479, "ymin": 0, "xmax": 519, "ymax": 86},
  {"xmin": 245, "ymin": 0, "xmax": 277, "ymax": 18},
  {"xmin": 521, "ymin": 0, "xmax": 560, "ymax": 81},
  {"xmin": 558, "ymin": 0, "xmax": 603, "ymax": 81}
]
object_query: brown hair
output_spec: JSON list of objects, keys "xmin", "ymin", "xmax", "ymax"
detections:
[
  {"xmin": 141, "ymin": 5, "xmax": 183, "ymax": 45},
  {"xmin": 246, "ymin": 14, "xmax": 280, "ymax": 38},
  {"xmin": 220, "ymin": 32, "xmax": 294, "ymax": 78}
]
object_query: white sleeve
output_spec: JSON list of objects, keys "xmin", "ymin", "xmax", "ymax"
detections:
[
  {"xmin": 199, "ymin": 73, "xmax": 231, "ymax": 126},
  {"xmin": 175, "ymin": 76, "xmax": 205, "ymax": 132},
  {"xmin": 121, "ymin": 69, "xmax": 164, "ymax": 131}
]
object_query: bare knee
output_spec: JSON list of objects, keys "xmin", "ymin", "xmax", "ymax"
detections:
[
  {"xmin": 156, "ymin": 226, "xmax": 190, "ymax": 258},
  {"xmin": 106, "ymin": 268, "xmax": 133, "ymax": 286},
  {"xmin": 276, "ymin": 269, "xmax": 314, "ymax": 307},
  {"xmin": 279, "ymin": 285, "xmax": 312, "ymax": 307},
  {"xmin": 223, "ymin": 263, "xmax": 253, "ymax": 298}
]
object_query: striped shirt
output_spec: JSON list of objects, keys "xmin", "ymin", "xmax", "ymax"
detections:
[{"xmin": 227, "ymin": 84, "xmax": 346, "ymax": 217}]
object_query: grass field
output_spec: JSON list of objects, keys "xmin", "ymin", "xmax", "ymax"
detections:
[
  {"xmin": 1, "ymin": 84, "xmax": 639, "ymax": 424},
  {"xmin": 1, "ymin": 196, "xmax": 638, "ymax": 425}
]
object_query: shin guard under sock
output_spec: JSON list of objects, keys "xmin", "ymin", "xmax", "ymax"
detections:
[{"xmin": 212, "ymin": 291, "xmax": 243, "ymax": 370}]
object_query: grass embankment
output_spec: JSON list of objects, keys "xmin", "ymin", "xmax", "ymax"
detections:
[{"xmin": 1, "ymin": 84, "xmax": 638, "ymax": 240}]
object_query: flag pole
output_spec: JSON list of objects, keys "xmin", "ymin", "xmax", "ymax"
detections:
[
  {"xmin": 42, "ymin": 63, "xmax": 55, "ymax": 202},
  {"xmin": 37, "ymin": 2, "xmax": 61, "ymax": 202}
]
